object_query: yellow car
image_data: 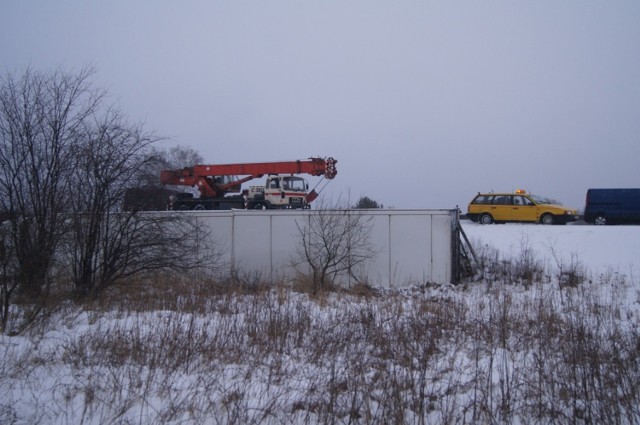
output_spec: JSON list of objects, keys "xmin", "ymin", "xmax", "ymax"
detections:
[{"xmin": 467, "ymin": 190, "xmax": 579, "ymax": 225}]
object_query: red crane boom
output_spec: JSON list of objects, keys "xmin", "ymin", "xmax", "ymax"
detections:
[{"xmin": 160, "ymin": 157, "xmax": 337, "ymax": 210}]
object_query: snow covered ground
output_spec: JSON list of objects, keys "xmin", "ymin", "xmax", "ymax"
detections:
[
  {"xmin": 1, "ymin": 221, "xmax": 639, "ymax": 424},
  {"xmin": 462, "ymin": 220, "xmax": 640, "ymax": 279}
]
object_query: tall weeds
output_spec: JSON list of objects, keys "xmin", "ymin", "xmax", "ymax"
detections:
[{"xmin": 1, "ymin": 261, "xmax": 639, "ymax": 424}]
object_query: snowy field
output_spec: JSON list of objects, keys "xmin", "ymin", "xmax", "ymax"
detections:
[
  {"xmin": 1, "ymin": 221, "xmax": 639, "ymax": 424},
  {"xmin": 462, "ymin": 220, "xmax": 640, "ymax": 279}
]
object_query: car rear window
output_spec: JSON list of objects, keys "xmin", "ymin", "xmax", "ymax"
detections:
[{"xmin": 472, "ymin": 195, "xmax": 493, "ymax": 204}]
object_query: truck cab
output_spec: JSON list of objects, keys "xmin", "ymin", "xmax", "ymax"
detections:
[{"xmin": 248, "ymin": 176, "xmax": 310, "ymax": 209}]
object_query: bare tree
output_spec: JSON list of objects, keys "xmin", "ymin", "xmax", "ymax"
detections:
[
  {"xmin": 63, "ymin": 95, "xmax": 213, "ymax": 296},
  {"xmin": 123, "ymin": 144, "xmax": 204, "ymax": 211},
  {"xmin": 139, "ymin": 144, "xmax": 204, "ymax": 187},
  {"xmin": 0, "ymin": 66, "xmax": 220, "ymax": 330},
  {"xmin": 293, "ymin": 198, "xmax": 377, "ymax": 292},
  {"xmin": 0, "ymin": 215, "xmax": 17, "ymax": 332},
  {"xmin": 64, "ymin": 107, "xmax": 149, "ymax": 295},
  {"xmin": 0, "ymin": 67, "xmax": 100, "ymax": 300},
  {"xmin": 162, "ymin": 145, "xmax": 204, "ymax": 169},
  {"xmin": 66, "ymin": 210, "xmax": 218, "ymax": 297}
]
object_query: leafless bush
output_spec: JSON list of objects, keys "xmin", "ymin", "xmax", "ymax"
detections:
[
  {"xmin": 473, "ymin": 235, "xmax": 546, "ymax": 288},
  {"xmin": 550, "ymin": 246, "xmax": 587, "ymax": 289},
  {"xmin": 227, "ymin": 266, "xmax": 273, "ymax": 294},
  {"xmin": 292, "ymin": 197, "xmax": 377, "ymax": 292},
  {"xmin": 513, "ymin": 233, "xmax": 545, "ymax": 286}
]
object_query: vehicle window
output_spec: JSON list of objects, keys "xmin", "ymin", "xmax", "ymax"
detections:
[
  {"xmin": 530, "ymin": 194, "xmax": 551, "ymax": 204},
  {"xmin": 283, "ymin": 177, "xmax": 305, "ymax": 191},
  {"xmin": 513, "ymin": 196, "xmax": 528, "ymax": 206},
  {"xmin": 493, "ymin": 196, "xmax": 512, "ymax": 205},
  {"xmin": 472, "ymin": 195, "xmax": 493, "ymax": 204}
]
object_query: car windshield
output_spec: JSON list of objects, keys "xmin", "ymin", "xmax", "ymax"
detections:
[{"xmin": 529, "ymin": 194, "xmax": 553, "ymax": 205}]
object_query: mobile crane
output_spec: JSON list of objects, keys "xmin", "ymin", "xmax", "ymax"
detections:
[{"xmin": 160, "ymin": 157, "xmax": 337, "ymax": 210}]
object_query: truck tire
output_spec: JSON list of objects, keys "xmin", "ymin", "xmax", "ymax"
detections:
[
  {"xmin": 253, "ymin": 202, "xmax": 268, "ymax": 210},
  {"xmin": 594, "ymin": 215, "xmax": 607, "ymax": 225}
]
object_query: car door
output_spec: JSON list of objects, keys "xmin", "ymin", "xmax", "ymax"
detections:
[
  {"xmin": 511, "ymin": 195, "xmax": 538, "ymax": 222},
  {"xmin": 490, "ymin": 195, "xmax": 513, "ymax": 222}
]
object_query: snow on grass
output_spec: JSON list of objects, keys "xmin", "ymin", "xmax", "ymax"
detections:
[{"xmin": 1, "ymin": 222, "xmax": 639, "ymax": 424}]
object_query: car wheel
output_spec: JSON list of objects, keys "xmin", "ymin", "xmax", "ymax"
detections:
[
  {"xmin": 479, "ymin": 213, "xmax": 493, "ymax": 225},
  {"xmin": 594, "ymin": 215, "xmax": 607, "ymax": 225},
  {"xmin": 540, "ymin": 214, "xmax": 555, "ymax": 225}
]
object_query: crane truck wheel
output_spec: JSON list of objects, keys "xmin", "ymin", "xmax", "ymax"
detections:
[{"xmin": 253, "ymin": 202, "xmax": 268, "ymax": 210}]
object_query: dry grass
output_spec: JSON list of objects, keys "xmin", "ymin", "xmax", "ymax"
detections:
[{"xmin": 1, "ymin": 258, "xmax": 639, "ymax": 424}]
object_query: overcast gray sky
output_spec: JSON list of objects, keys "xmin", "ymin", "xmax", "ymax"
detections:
[{"xmin": 2, "ymin": 1, "xmax": 639, "ymax": 210}]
